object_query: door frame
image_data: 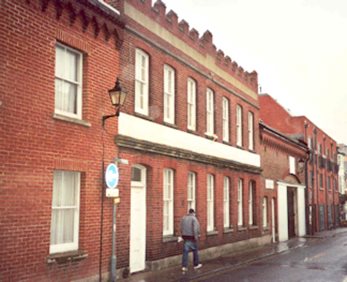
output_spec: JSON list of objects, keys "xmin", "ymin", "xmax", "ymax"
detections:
[{"xmin": 129, "ymin": 165, "xmax": 147, "ymax": 273}]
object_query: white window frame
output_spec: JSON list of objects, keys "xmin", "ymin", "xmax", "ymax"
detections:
[
  {"xmin": 248, "ymin": 111, "xmax": 254, "ymax": 150},
  {"xmin": 307, "ymin": 137, "xmax": 312, "ymax": 149},
  {"xmin": 206, "ymin": 88, "xmax": 214, "ymax": 135},
  {"xmin": 135, "ymin": 49, "xmax": 149, "ymax": 115},
  {"xmin": 222, "ymin": 97, "xmax": 229, "ymax": 142},
  {"xmin": 207, "ymin": 174, "xmax": 214, "ymax": 232},
  {"xmin": 55, "ymin": 43, "xmax": 83, "ymax": 119},
  {"xmin": 163, "ymin": 169, "xmax": 174, "ymax": 236},
  {"xmin": 248, "ymin": 181, "xmax": 255, "ymax": 225},
  {"xmin": 238, "ymin": 179, "xmax": 243, "ymax": 226},
  {"xmin": 164, "ymin": 65, "xmax": 175, "ymax": 124},
  {"xmin": 223, "ymin": 177, "xmax": 230, "ymax": 228},
  {"xmin": 289, "ymin": 156, "xmax": 296, "ymax": 174},
  {"xmin": 187, "ymin": 172, "xmax": 196, "ymax": 211},
  {"xmin": 50, "ymin": 170, "xmax": 80, "ymax": 254},
  {"xmin": 236, "ymin": 105, "xmax": 243, "ymax": 147},
  {"xmin": 263, "ymin": 197, "xmax": 268, "ymax": 228},
  {"xmin": 187, "ymin": 78, "xmax": 196, "ymax": 131}
]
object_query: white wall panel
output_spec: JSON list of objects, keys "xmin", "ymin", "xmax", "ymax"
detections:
[
  {"xmin": 297, "ymin": 185, "xmax": 306, "ymax": 236},
  {"xmin": 119, "ymin": 113, "xmax": 261, "ymax": 167}
]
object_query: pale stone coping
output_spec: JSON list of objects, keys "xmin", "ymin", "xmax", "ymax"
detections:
[{"xmin": 124, "ymin": 2, "xmax": 257, "ymax": 100}]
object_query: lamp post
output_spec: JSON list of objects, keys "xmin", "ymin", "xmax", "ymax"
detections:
[{"xmin": 102, "ymin": 78, "xmax": 127, "ymax": 282}]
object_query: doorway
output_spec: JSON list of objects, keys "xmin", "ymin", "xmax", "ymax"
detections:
[
  {"xmin": 287, "ymin": 188, "xmax": 296, "ymax": 238},
  {"xmin": 130, "ymin": 165, "xmax": 146, "ymax": 273}
]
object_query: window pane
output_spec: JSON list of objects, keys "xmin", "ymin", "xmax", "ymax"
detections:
[
  {"xmin": 135, "ymin": 49, "xmax": 149, "ymax": 115},
  {"xmin": 131, "ymin": 167, "xmax": 142, "ymax": 182},
  {"xmin": 55, "ymin": 45, "xmax": 64, "ymax": 77},
  {"xmin": 66, "ymin": 49, "xmax": 78, "ymax": 81}
]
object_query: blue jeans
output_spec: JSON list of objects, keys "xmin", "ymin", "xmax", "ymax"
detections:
[{"xmin": 182, "ymin": 240, "xmax": 200, "ymax": 267}]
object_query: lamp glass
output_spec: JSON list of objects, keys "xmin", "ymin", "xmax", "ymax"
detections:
[
  {"xmin": 109, "ymin": 89, "xmax": 120, "ymax": 106},
  {"xmin": 108, "ymin": 78, "xmax": 126, "ymax": 107}
]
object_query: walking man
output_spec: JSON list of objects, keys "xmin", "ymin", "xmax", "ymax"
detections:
[{"xmin": 180, "ymin": 208, "xmax": 202, "ymax": 272}]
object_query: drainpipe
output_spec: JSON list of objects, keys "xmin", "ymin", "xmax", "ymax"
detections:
[
  {"xmin": 303, "ymin": 121, "xmax": 310, "ymax": 235},
  {"xmin": 313, "ymin": 127, "xmax": 317, "ymax": 233},
  {"xmin": 323, "ymin": 136, "xmax": 328, "ymax": 230}
]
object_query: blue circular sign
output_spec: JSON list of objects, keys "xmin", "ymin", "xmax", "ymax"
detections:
[{"xmin": 105, "ymin": 163, "xmax": 119, "ymax": 189}]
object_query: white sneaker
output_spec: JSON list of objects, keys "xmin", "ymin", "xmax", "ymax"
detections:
[
  {"xmin": 182, "ymin": 267, "xmax": 188, "ymax": 272},
  {"xmin": 194, "ymin": 264, "xmax": 202, "ymax": 270}
]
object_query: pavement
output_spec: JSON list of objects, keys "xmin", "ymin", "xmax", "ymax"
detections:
[{"xmin": 120, "ymin": 228, "xmax": 347, "ymax": 282}]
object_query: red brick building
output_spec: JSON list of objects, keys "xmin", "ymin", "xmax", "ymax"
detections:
[
  {"xmin": 260, "ymin": 122, "xmax": 307, "ymax": 242},
  {"xmin": 2, "ymin": 1, "xmax": 307, "ymax": 281},
  {"xmin": 110, "ymin": 0, "xmax": 270, "ymax": 275},
  {"xmin": 0, "ymin": 0, "xmax": 124, "ymax": 281},
  {"xmin": 260, "ymin": 94, "xmax": 339, "ymax": 234}
]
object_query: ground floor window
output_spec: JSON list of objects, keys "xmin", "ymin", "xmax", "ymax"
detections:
[
  {"xmin": 207, "ymin": 174, "xmax": 214, "ymax": 231},
  {"xmin": 262, "ymin": 197, "xmax": 268, "ymax": 228},
  {"xmin": 50, "ymin": 170, "xmax": 80, "ymax": 254},
  {"xmin": 163, "ymin": 169, "xmax": 174, "ymax": 236}
]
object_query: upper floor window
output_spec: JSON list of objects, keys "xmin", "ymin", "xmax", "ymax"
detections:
[
  {"xmin": 223, "ymin": 177, "xmax": 230, "ymax": 228},
  {"xmin": 237, "ymin": 178, "xmax": 243, "ymax": 226},
  {"xmin": 187, "ymin": 172, "xmax": 196, "ymax": 211},
  {"xmin": 163, "ymin": 169, "xmax": 174, "ymax": 236},
  {"xmin": 50, "ymin": 170, "xmax": 80, "ymax": 254},
  {"xmin": 55, "ymin": 44, "xmax": 83, "ymax": 119},
  {"xmin": 164, "ymin": 65, "xmax": 175, "ymax": 124},
  {"xmin": 236, "ymin": 105, "xmax": 243, "ymax": 147},
  {"xmin": 319, "ymin": 173, "xmax": 323, "ymax": 188},
  {"xmin": 206, "ymin": 88, "xmax": 214, "ymax": 135},
  {"xmin": 248, "ymin": 112, "xmax": 254, "ymax": 150},
  {"xmin": 289, "ymin": 156, "xmax": 296, "ymax": 174},
  {"xmin": 135, "ymin": 49, "xmax": 149, "ymax": 115},
  {"xmin": 307, "ymin": 137, "xmax": 312, "ymax": 149},
  {"xmin": 187, "ymin": 78, "xmax": 196, "ymax": 131},
  {"xmin": 207, "ymin": 174, "xmax": 214, "ymax": 232},
  {"xmin": 222, "ymin": 97, "xmax": 229, "ymax": 142}
]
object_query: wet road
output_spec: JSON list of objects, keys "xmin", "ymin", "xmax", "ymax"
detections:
[{"xmin": 196, "ymin": 233, "xmax": 347, "ymax": 282}]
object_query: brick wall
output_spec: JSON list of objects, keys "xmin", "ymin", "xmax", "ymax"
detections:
[
  {"xmin": 118, "ymin": 148, "xmax": 263, "ymax": 262},
  {"xmin": 0, "ymin": 0, "xmax": 123, "ymax": 281},
  {"xmin": 259, "ymin": 94, "xmax": 340, "ymax": 232},
  {"xmin": 114, "ymin": 0, "xmax": 265, "ymax": 267}
]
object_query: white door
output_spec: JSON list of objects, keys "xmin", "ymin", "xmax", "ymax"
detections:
[
  {"xmin": 271, "ymin": 198, "xmax": 276, "ymax": 242},
  {"xmin": 130, "ymin": 165, "xmax": 146, "ymax": 273}
]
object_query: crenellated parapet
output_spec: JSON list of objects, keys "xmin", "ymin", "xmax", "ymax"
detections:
[
  {"xmin": 26, "ymin": 0, "xmax": 125, "ymax": 49},
  {"xmin": 120, "ymin": 0, "xmax": 258, "ymax": 92}
]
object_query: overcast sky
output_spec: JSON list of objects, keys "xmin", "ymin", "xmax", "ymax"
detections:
[{"xmin": 163, "ymin": 0, "xmax": 347, "ymax": 144}]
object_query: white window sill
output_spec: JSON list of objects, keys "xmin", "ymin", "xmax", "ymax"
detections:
[
  {"xmin": 47, "ymin": 250, "xmax": 88, "ymax": 264},
  {"xmin": 206, "ymin": 230, "xmax": 218, "ymax": 236},
  {"xmin": 53, "ymin": 113, "xmax": 91, "ymax": 127},
  {"xmin": 223, "ymin": 227, "xmax": 233, "ymax": 233},
  {"xmin": 237, "ymin": 226, "xmax": 247, "ymax": 232},
  {"xmin": 162, "ymin": 235, "xmax": 177, "ymax": 243}
]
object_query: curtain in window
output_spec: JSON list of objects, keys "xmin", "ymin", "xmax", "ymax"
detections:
[{"xmin": 51, "ymin": 171, "xmax": 80, "ymax": 250}]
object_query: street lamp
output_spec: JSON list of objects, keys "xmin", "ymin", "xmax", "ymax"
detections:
[
  {"xmin": 101, "ymin": 77, "xmax": 127, "ymax": 282},
  {"xmin": 102, "ymin": 78, "xmax": 127, "ymax": 126}
]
